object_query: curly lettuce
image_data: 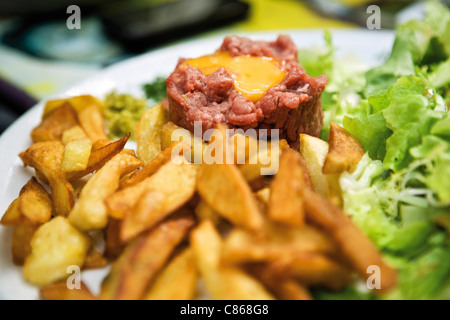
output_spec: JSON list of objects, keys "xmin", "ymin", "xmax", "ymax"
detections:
[{"xmin": 303, "ymin": 0, "xmax": 450, "ymax": 300}]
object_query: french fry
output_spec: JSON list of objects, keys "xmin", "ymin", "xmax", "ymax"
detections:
[
  {"xmin": 323, "ymin": 122, "xmax": 365, "ymax": 174},
  {"xmin": 77, "ymin": 103, "xmax": 109, "ymax": 143},
  {"xmin": 23, "ymin": 217, "xmax": 91, "ymax": 287},
  {"xmin": 255, "ymin": 187, "xmax": 270, "ymax": 205},
  {"xmin": 303, "ymin": 187, "xmax": 397, "ymax": 292},
  {"xmin": 120, "ymin": 158, "xmax": 197, "ymax": 242},
  {"xmin": 65, "ymin": 133, "xmax": 129, "ymax": 182},
  {"xmin": 249, "ymin": 265, "xmax": 312, "ymax": 300},
  {"xmin": 269, "ymin": 280, "xmax": 312, "ymax": 300},
  {"xmin": 99, "ymin": 212, "xmax": 195, "ymax": 300},
  {"xmin": 1, "ymin": 177, "xmax": 52, "ymax": 225},
  {"xmin": 19, "ymin": 141, "xmax": 74, "ymax": 216},
  {"xmin": 103, "ymin": 218, "xmax": 125, "ymax": 261},
  {"xmin": 190, "ymin": 220, "xmax": 275, "ymax": 300},
  {"xmin": 197, "ymin": 163, "xmax": 264, "ymax": 231},
  {"xmin": 68, "ymin": 152, "xmax": 143, "ymax": 231},
  {"xmin": 82, "ymin": 250, "xmax": 109, "ymax": 270},
  {"xmin": 11, "ymin": 224, "xmax": 39, "ymax": 266},
  {"xmin": 144, "ymin": 248, "xmax": 197, "ymax": 300},
  {"xmin": 267, "ymin": 148, "xmax": 306, "ymax": 227},
  {"xmin": 222, "ymin": 223, "xmax": 336, "ymax": 265},
  {"xmin": 267, "ymin": 252, "xmax": 353, "ymax": 291},
  {"xmin": 40, "ymin": 281, "xmax": 96, "ymax": 300},
  {"xmin": 239, "ymin": 139, "xmax": 286, "ymax": 182},
  {"xmin": 61, "ymin": 139, "xmax": 93, "ymax": 172},
  {"xmin": 31, "ymin": 103, "xmax": 79, "ymax": 143},
  {"xmin": 160, "ymin": 121, "xmax": 206, "ymax": 163},
  {"xmin": 119, "ymin": 141, "xmax": 190, "ymax": 189},
  {"xmin": 61, "ymin": 125, "xmax": 89, "ymax": 145},
  {"xmin": 228, "ymin": 131, "xmax": 259, "ymax": 165},
  {"xmin": 299, "ymin": 133, "xmax": 329, "ymax": 198},
  {"xmin": 135, "ymin": 105, "xmax": 170, "ymax": 164},
  {"xmin": 42, "ymin": 95, "xmax": 104, "ymax": 117},
  {"xmin": 194, "ymin": 200, "xmax": 221, "ymax": 226}
]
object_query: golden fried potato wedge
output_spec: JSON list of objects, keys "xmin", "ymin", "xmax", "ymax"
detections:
[
  {"xmin": 77, "ymin": 103, "xmax": 109, "ymax": 143},
  {"xmin": 23, "ymin": 217, "xmax": 91, "ymax": 287},
  {"xmin": 120, "ymin": 158, "xmax": 197, "ymax": 242},
  {"xmin": 299, "ymin": 134, "xmax": 329, "ymax": 198},
  {"xmin": 119, "ymin": 141, "xmax": 189, "ymax": 189},
  {"xmin": 267, "ymin": 148, "xmax": 306, "ymax": 227},
  {"xmin": 61, "ymin": 139, "xmax": 93, "ymax": 173},
  {"xmin": 68, "ymin": 152, "xmax": 143, "ymax": 231},
  {"xmin": 239, "ymin": 139, "xmax": 286, "ymax": 182},
  {"xmin": 65, "ymin": 133, "xmax": 129, "ymax": 182},
  {"xmin": 268, "ymin": 280, "xmax": 312, "ymax": 300},
  {"xmin": 249, "ymin": 265, "xmax": 312, "ymax": 300},
  {"xmin": 197, "ymin": 163, "xmax": 264, "ymax": 231},
  {"xmin": 190, "ymin": 220, "xmax": 274, "ymax": 300},
  {"xmin": 103, "ymin": 218, "xmax": 125, "ymax": 261},
  {"xmin": 303, "ymin": 187, "xmax": 397, "ymax": 292},
  {"xmin": 144, "ymin": 248, "xmax": 197, "ymax": 300},
  {"xmin": 61, "ymin": 125, "xmax": 89, "ymax": 145},
  {"xmin": 40, "ymin": 281, "xmax": 96, "ymax": 300},
  {"xmin": 11, "ymin": 224, "xmax": 39, "ymax": 266},
  {"xmin": 1, "ymin": 177, "xmax": 52, "ymax": 225},
  {"xmin": 135, "ymin": 105, "xmax": 170, "ymax": 164},
  {"xmin": 267, "ymin": 252, "xmax": 353, "ymax": 291},
  {"xmin": 19, "ymin": 141, "xmax": 74, "ymax": 216},
  {"xmin": 42, "ymin": 95, "xmax": 104, "ymax": 117},
  {"xmin": 31, "ymin": 103, "xmax": 79, "ymax": 143},
  {"xmin": 160, "ymin": 121, "xmax": 206, "ymax": 163},
  {"xmin": 222, "ymin": 223, "xmax": 336, "ymax": 265},
  {"xmin": 194, "ymin": 200, "xmax": 221, "ymax": 226},
  {"xmin": 82, "ymin": 250, "xmax": 109, "ymax": 270},
  {"xmin": 323, "ymin": 122, "xmax": 365, "ymax": 174},
  {"xmin": 99, "ymin": 212, "xmax": 195, "ymax": 300}
]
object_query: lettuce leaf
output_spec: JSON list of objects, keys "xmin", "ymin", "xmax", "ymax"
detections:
[{"xmin": 298, "ymin": 0, "xmax": 450, "ymax": 299}]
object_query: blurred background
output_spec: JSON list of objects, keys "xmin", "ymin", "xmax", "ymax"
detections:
[{"xmin": 0, "ymin": 0, "xmax": 442, "ymax": 133}]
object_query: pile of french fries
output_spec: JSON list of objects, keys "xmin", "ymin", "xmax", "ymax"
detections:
[{"xmin": 1, "ymin": 95, "xmax": 397, "ymax": 300}]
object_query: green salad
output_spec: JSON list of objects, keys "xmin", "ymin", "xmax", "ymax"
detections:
[{"xmin": 300, "ymin": 0, "xmax": 450, "ymax": 300}]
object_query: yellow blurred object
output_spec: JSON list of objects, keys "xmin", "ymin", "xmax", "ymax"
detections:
[
  {"xmin": 183, "ymin": 52, "xmax": 286, "ymax": 102},
  {"xmin": 236, "ymin": 0, "xmax": 357, "ymax": 30}
]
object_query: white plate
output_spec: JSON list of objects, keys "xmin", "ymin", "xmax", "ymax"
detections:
[{"xmin": 0, "ymin": 29, "xmax": 394, "ymax": 300}]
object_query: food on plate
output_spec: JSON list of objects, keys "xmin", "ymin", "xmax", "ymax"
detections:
[
  {"xmin": 31, "ymin": 103, "xmax": 79, "ymax": 143},
  {"xmin": 135, "ymin": 104, "xmax": 170, "ymax": 164},
  {"xmin": 165, "ymin": 35, "xmax": 327, "ymax": 146},
  {"xmin": 99, "ymin": 212, "xmax": 195, "ymax": 300},
  {"xmin": 299, "ymin": 133, "xmax": 329, "ymax": 198},
  {"xmin": 119, "ymin": 158, "xmax": 197, "ymax": 242},
  {"xmin": 267, "ymin": 148, "xmax": 307, "ymax": 227},
  {"xmin": 190, "ymin": 219, "xmax": 275, "ymax": 300},
  {"xmin": 1, "ymin": 177, "xmax": 52, "ymax": 226},
  {"xmin": 61, "ymin": 139, "xmax": 93, "ymax": 172},
  {"xmin": 39, "ymin": 281, "xmax": 97, "ymax": 300},
  {"xmin": 160, "ymin": 121, "xmax": 207, "ymax": 163},
  {"xmin": 23, "ymin": 216, "xmax": 91, "ymax": 286},
  {"xmin": 322, "ymin": 122, "xmax": 365, "ymax": 174},
  {"xmin": 144, "ymin": 248, "xmax": 197, "ymax": 300},
  {"xmin": 2, "ymin": 1, "xmax": 450, "ymax": 299},
  {"xmin": 68, "ymin": 151, "xmax": 143, "ymax": 232},
  {"xmin": 102, "ymin": 91, "xmax": 147, "ymax": 140},
  {"xmin": 197, "ymin": 160, "xmax": 264, "ymax": 231},
  {"xmin": 65, "ymin": 134, "xmax": 130, "ymax": 182},
  {"xmin": 19, "ymin": 141, "xmax": 75, "ymax": 217}
]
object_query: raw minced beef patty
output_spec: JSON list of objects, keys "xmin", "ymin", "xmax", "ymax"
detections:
[{"xmin": 165, "ymin": 35, "xmax": 328, "ymax": 146}]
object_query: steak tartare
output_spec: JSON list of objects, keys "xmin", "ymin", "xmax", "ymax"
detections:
[{"xmin": 166, "ymin": 35, "xmax": 327, "ymax": 146}]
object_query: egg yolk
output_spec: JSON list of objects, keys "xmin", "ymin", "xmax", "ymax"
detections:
[{"xmin": 183, "ymin": 52, "xmax": 286, "ymax": 102}]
